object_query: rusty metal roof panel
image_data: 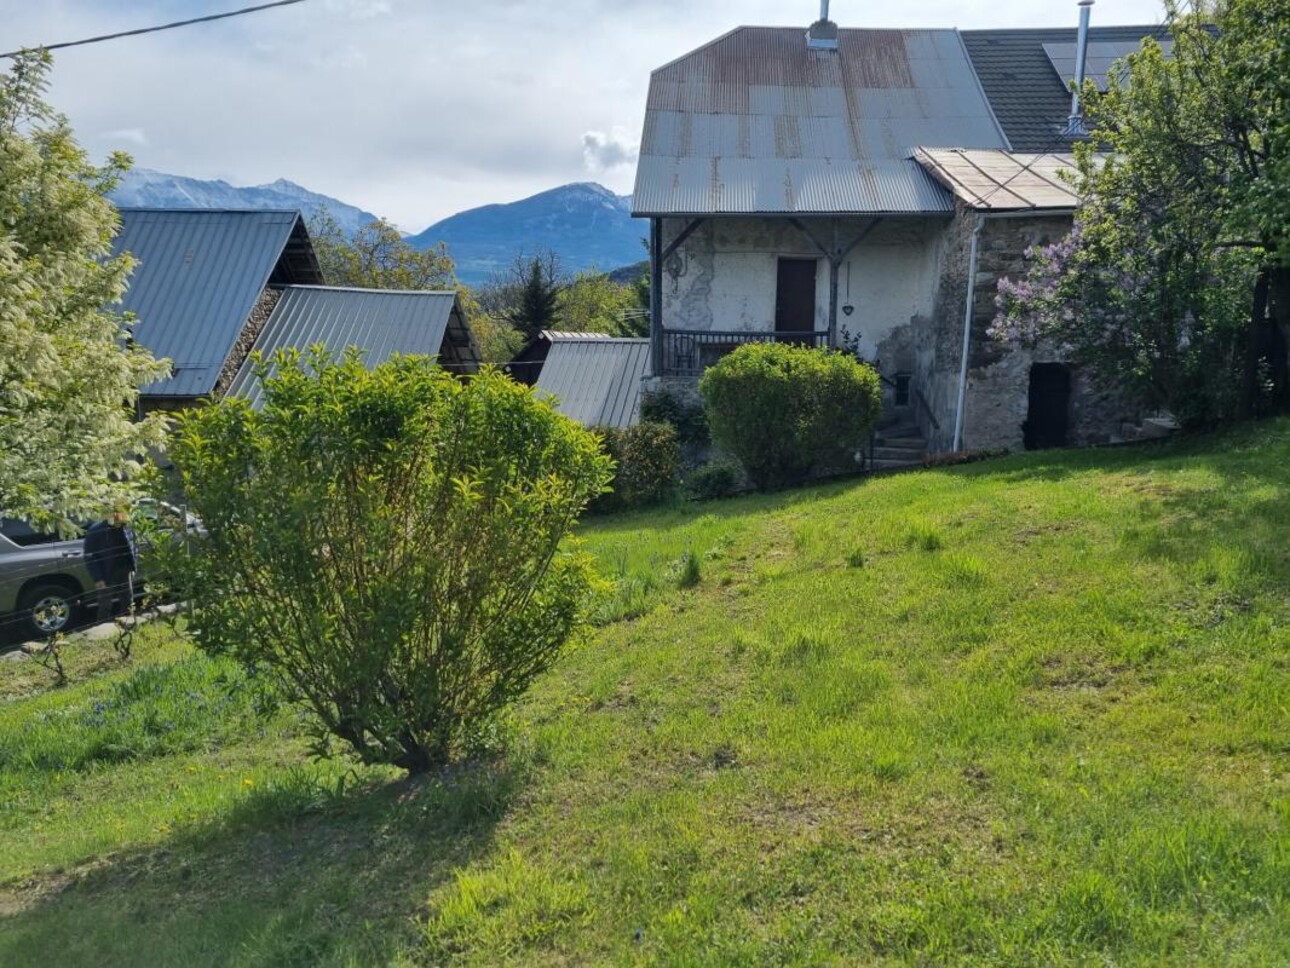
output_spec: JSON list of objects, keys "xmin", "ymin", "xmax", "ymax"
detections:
[
  {"xmin": 534, "ymin": 338, "xmax": 651, "ymax": 429},
  {"xmin": 633, "ymin": 26, "xmax": 1007, "ymax": 216},
  {"xmin": 634, "ymin": 156, "xmax": 952, "ymax": 215},
  {"xmin": 226, "ymin": 286, "xmax": 465, "ymax": 409}
]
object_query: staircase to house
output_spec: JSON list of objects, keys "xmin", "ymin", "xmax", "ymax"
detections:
[{"xmin": 868, "ymin": 407, "xmax": 929, "ymax": 472}]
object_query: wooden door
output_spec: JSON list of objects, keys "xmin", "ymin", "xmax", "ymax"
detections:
[{"xmin": 775, "ymin": 258, "xmax": 817, "ymax": 335}]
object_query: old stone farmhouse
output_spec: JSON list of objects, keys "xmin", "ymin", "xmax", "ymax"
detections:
[
  {"xmin": 112, "ymin": 208, "xmax": 479, "ymax": 411},
  {"xmin": 633, "ymin": 9, "xmax": 1162, "ymax": 454}
]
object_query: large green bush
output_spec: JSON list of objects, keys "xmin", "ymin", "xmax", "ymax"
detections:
[
  {"xmin": 594, "ymin": 420, "xmax": 680, "ymax": 511},
  {"xmin": 698, "ymin": 342, "xmax": 882, "ymax": 489},
  {"xmin": 161, "ymin": 351, "xmax": 612, "ymax": 774}
]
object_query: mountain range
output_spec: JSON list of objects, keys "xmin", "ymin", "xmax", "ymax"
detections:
[{"xmin": 108, "ymin": 170, "xmax": 648, "ymax": 286}]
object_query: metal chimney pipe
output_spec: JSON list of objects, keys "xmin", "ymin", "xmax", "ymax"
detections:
[
  {"xmin": 1068, "ymin": 0, "xmax": 1094, "ymax": 135},
  {"xmin": 821, "ymin": 0, "xmax": 830, "ymax": 20}
]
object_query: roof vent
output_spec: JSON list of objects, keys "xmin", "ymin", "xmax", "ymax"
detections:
[
  {"xmin": 1066, "ymin": 0, "xmax": 1095, "ymax": 136},
  {"xmin": 807, "ymin": 0, "xmax": 838, "ymax": 50}
]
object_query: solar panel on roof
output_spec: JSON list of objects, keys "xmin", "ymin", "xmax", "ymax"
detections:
[{"xmin": 1041, "ymin": 39, "xmax": 1172, "ymax": 92}]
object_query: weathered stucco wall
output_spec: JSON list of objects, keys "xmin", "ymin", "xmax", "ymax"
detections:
[
  {"xmin": 657, "ymin": 208, "xmax": 1136, "ymax": 455},
  {"xmin": 659, "ymin": 216, "xmax": 947, "ymax": 363}
]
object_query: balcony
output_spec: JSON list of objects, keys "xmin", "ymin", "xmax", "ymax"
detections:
[{"xmin": 656, "ymin": 329, "xmax": 830, "ymax": 377}]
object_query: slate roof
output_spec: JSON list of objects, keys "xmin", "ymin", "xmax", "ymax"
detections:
[
  {"xmin": 914, "ymin": 148, "xmax": 1080, "ymax": 211},
  {"xmin": 225, "ymin": 286, "xmax": 479, "ymax": 409},
  {"xmin": 534, "ymin": 337, "xmax": 651, "ymax": 429},
  {"xmin": 961, "ymin": 25, "xmax": 1166, "ymax": 152},
  {"xmin": 633, "ymin": 27, "xmax": 1009, "ymax": 216},
  {"xmin": 113, "ymin": 209, "xmax": 322, "ymax": 398}
]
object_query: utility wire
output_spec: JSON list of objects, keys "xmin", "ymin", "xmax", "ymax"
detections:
[{"xmin": 1, "ymin": 0, "xmax": 310, "ymax": 59}]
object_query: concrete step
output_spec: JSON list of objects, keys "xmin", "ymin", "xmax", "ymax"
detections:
[{"xmin": 878, "ymin": 424, "xmax": 924, "ymax": 441}]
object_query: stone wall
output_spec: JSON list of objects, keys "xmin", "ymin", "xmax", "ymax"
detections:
[
  {"xmin": 914, "ymin": 205, "xmax": 1138, "ymax": 452},
  {"xmin": 211, "ymin": 287, "xmax": 282, "ymax": 400}
]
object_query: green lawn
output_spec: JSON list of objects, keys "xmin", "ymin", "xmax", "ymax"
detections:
[{"xmin": 1, "ymin": 422, "xmax": 1288, "ymax": 965}]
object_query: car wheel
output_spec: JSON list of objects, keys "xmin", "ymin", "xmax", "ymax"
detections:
[{"xmin": 18, "ymin": 582, "xmax": 78, "ymax": 638}]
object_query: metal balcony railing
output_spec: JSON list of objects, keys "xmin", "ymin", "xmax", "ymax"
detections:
[{"xmin": 657, "ymin": 329, "xmax": 829, "ymax": 376}]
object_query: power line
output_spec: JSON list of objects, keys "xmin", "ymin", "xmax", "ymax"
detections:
[{"xmin": 1, "ymin": 0, "xmax": 311, "ymax": 60}]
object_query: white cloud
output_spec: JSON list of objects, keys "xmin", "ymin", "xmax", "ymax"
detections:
[
  {"xmin": 582, "ymin": 127, "xmax": 639, "ymax": 172},
  {"xmin": 101, "ymin": 127, "xmax": 147, "ymax": 147},
  {"xmin": 324, "ymin": 0, "xmax": 392, "ymax": 20}
]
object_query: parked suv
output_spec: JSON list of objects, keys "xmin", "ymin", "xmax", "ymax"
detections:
[
  {"xmin": 0, "ymin": 519, "xmax": 97, "ymax": 640},
  {"xmin": 0, "ymin": 502, "xmax": 198, "ymax": 641}
]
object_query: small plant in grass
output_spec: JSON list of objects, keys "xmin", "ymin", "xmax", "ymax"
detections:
[
  {"xmin": 29, "ymin": 632, "xmax": 67, "ymax": 687},
  {"xmin": 846, "ymin": 548, "xmax": 866, "ymax": 568},
  {"xmin": 674, "ymin": 550, "xmax": 702, "ymax": 589},
  {"xmin": 699, "ymin": 342, "xmax": 882, "ymax": 490},
  {"xmin": 906, "ymin": 521, "xmax": 944, "ymax": 552},
  {"xmin": 160, "ymin": 351, "xmax": 613, "ymax": 775}
]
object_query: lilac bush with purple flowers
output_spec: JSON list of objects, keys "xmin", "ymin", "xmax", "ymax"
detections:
[{"xmin": 992, "ymin": 0, "xmax": 1290, "ymax": 428}]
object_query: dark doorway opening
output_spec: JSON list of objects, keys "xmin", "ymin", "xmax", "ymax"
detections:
[
  {"xmin": 1024, "ymin": 363, "xmax": 1071, "ymax": 450},
  {"xmin": 775, "ymin": 258, "xmax": 817, "ymax": 338}
]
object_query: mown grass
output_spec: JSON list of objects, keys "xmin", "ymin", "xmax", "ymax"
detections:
[{"xmin": 1, "ymin": 421, "xmax": 1288, "ymax": 965}]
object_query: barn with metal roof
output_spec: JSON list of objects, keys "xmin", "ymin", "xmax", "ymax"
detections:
[
  {"xmin": 225, "ymin": 287, "xmax": 480, "ymax": 409},
  {"xmin": 112, "ymin": 209, "xmax": 323, "ymax": 405}
]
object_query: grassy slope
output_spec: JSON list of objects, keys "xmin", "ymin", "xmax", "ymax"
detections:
[{"xmin": 1, "ymin": 423, "xmax": 1288, "ymax": 965}]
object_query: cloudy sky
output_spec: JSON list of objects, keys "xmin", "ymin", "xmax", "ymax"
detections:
[{"xmin": 2, "ymin": 0, "xmax": 1167, "ymax": 230}]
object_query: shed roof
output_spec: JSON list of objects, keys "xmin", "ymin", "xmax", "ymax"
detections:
[
  {"xmin": 961, "ymin": 25, "xmax": 1165, "ymax": 152},
  {"xmin": 534, "ymin": 338, "xmax": 651, "ymax": 429},
  {"xmin": 632, "ymin": 26, "xmax": 1009, "ymax": 217},
  {"xmin": 225, "ymin": 286, "xmax": 478, "ymax": 409},
  {"xmin": 914, "ymin": 148, "xmax": 1080, "ymax": 211},
  {"xmin": 113, "ymin": 208, "xmax": 322, "ymax": 398}
]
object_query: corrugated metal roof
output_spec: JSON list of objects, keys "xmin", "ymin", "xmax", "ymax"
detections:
[
  {"xmin": 534, "ymin": 338, "xmax": 651, "ymax": 429},
  {"xmin": 112, "ymin": 209, "xmax": 316, "ymax": 398},
  {"xmin": 225, "ymin": 286, "xmax": 468, "ymax": 409},
  {"xmin": 914, "ymin": 147, "xmax": 1080, "ymax": 211},
  {"xmin": 632, "ymin": 27, "xmax": 1009, "ymax": 216},
  {"xmin": 961, "ymin": 26, "xmax": 1165, "ymax": 152}
]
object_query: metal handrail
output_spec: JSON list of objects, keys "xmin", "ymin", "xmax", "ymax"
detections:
[
  {"xmin": 658, "ymin": 328, "xmax": 829, "ymax": 376},
  {"xmin": 913, "ymin": 388, "xmax": 941, "ymax": 431}
]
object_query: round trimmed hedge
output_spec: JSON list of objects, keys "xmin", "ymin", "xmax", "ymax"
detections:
[{"xmin": 698, "ymin": 342, "xmax": 882, "ymax": 490}]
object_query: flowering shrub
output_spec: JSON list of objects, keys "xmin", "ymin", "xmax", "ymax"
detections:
[{"xmin": 992, "ymin": 217, "xmax": 1258, "ymax": 427}]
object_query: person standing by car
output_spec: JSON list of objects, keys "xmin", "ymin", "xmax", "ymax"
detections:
[{"xmin": 83, "ymin": 506, "xmax": 138, "ymax": 623}]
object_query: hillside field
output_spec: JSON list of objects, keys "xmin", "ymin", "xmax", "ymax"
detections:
[{"xmin": 1, "ymin": 422, "xmax": 1287, "ymax": 965}]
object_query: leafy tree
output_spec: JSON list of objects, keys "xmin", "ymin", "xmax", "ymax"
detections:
[
  {"xmin": 699, "ymin": 343, "xmax": 882, "ymax": 490},
  {"xmin": 161, "ymin": 350, "xmax": 612, "ymax": 774},
  {"xmin": 994, "ymin": 0, "xmax": 1290, "ymax": 424},
  {"xmin": 558, "ymin": 270, "xmax": 642, "ymax": 337},
  {"xmin": 0, "ymin": 51, "xmax": 169, "ymax": 532},
  {"xmin": 308, "ymin": 213, "xmax": 462, "ymax": 292}
]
